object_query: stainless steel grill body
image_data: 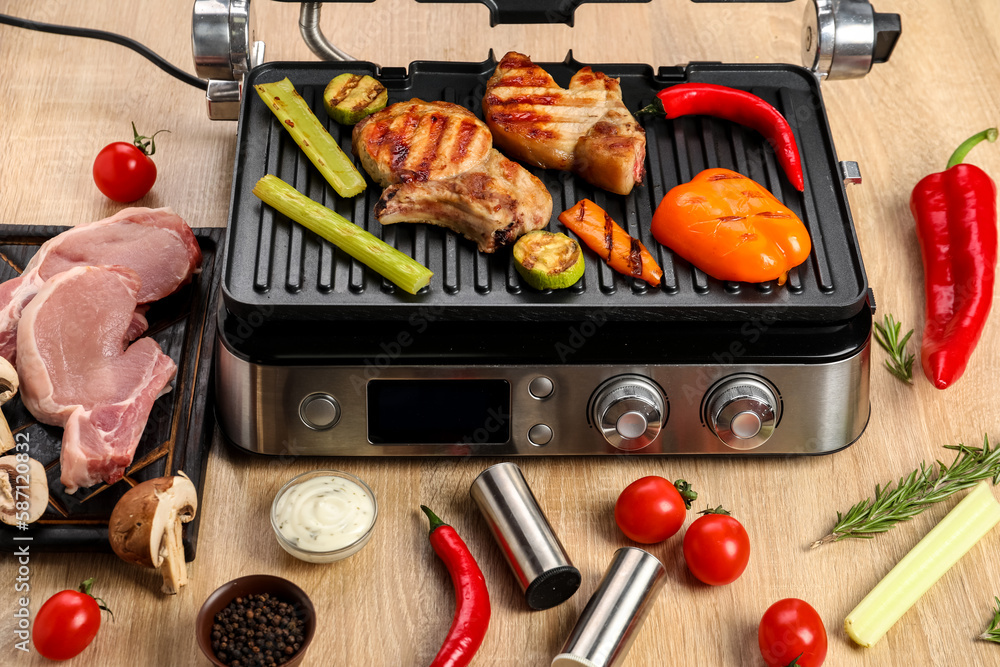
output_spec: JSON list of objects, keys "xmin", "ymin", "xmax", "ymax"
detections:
[{"xmin": 215, "ymin": 57, "xmax": 873, "ymax": 457}]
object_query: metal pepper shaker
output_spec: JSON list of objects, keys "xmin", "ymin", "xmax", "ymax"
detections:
[
  {"xmin": 470, "ymin": 462, "xmax": 581, "ymax": 610},
  {"xmin": 552, "ymin": 547, "xmax": 666, "ymax": 667}
]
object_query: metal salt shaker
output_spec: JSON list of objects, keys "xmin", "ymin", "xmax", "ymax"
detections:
[
  {"xmin": 470, "ymin": 462, "xmax": 581, "ymax": 610},
  {"xmin": 552, "ymin": 547, "xmax": 666, "ymax": 667}
]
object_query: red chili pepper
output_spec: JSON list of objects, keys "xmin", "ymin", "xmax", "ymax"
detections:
[
  {"xmin": 910, "ymin": 128, "xmax": 998, "ymax": 389},
  {"xmin": 646, "ymin": 83, "xmax": 805, "ymax": 192},
  {"xmin": 420, "ymin": 505, "xmax": 490, "ymax": 667}
]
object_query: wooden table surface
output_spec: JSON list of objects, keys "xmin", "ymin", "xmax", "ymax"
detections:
[{"xmin": 3, "ymin": 1, "xmax": 1000, "ymax": 665}]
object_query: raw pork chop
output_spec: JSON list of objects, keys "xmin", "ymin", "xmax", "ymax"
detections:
[
  {"xmin": 0, "ymin": 207, "xmax": 202, "ymax": 364},
  {"xmin": 17, "ymin": 266, "xmax": 178, "ymax": 494}
]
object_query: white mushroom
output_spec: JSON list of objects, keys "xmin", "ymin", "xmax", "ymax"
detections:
[
  {"xmin": 0, "ymin": 455, "xmax": 48, "ymax": 525},
  {"xmin": 108, "ymin": 472, "xmax": 198, "ymax": 595},
  {"xmin": 0, "ymin": 357, "xmax": 18, "ymax": 453}
]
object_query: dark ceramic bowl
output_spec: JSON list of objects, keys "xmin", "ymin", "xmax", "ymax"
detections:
[{"xmin": 196, "ymin": 575, "xmax": 316, "ymax": 667}]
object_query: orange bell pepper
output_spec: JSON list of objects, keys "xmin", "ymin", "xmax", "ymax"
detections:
[{"xmin": 651, "ymin": 168, "xmax": 811, "ymax": 284}]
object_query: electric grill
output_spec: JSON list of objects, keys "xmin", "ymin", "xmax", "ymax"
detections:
[{"xmin": 198, "ymin": 0, "xmax": 900, "ymax": 457}]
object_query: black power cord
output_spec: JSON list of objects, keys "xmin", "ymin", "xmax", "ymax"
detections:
[{"xmin": 0, "ymin": 12, "xmax": 209, "ymax": 91}]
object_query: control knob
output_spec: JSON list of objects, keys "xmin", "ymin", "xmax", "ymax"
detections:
[
  {"xmin": 705, "ymin": 377, "xmax": 780, "ymax": 450},
  {"xmin": 591, "ymin": 376, "xmax": 666, "ymax": 451}
]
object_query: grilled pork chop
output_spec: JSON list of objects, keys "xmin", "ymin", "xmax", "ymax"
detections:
[
  {"xmin": 17, "ymin": 266, "xmax": 177, "ymax": 494},
  {"xmin": 376, "ymin": 149, "xmax": 553, "ymax": 253},
  {"xmin": 0, "ymin": 207, "xmax": 202, "ymax": 364},
  {"xmin": 353, "ymin": 100, "xmax": 494, "ymax": 187},
  {"xmin": 353, "ymin": 99, "xmax": 552, "ymax": 252},
  {"xmin": 483, "ymin": 51, "xmax": 646, "ymax": 196}
]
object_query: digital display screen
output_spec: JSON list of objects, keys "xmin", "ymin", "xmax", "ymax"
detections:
[{"xmin": 367, "ymin": 379, "xmax": 511, "ymax": 444}]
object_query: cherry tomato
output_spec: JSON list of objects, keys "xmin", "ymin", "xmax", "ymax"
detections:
[
  {"xmin": 614, "ymin": 476, "xmax": 697, "ymax": 544},
  {"xmin": 33, "ymin": 578, "xmax": 112, "ymax": 660},
  {"xmin": 682, "ymin": 508, "xmax": 750, "ymax": 585},
  {"xmin": 92, "ymin": 123, "xmax": 167, "ymax": 203},
  {"xmin": 758, "ymin": 598, "xmax": 828, "ymax": 667},
  {"xmin": 93, "ymin": 142, "xmax": 157, "ymax": 202}
]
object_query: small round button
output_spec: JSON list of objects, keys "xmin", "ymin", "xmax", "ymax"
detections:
[
  {"xmin": 527, "ymin": 424, "xmax": 553, "ymax": 446},
  {"xmin": 528, "ymin": 376, "xmax": 554, "ymax": 400},
  {"xmin": 299, "ymin": 393, "xmax": 340, "ymax": 430},
  {"xmin": 731, "ymin": 411, "xmax": 763, "ymax": 439},
  {"xmin": 616, "ymin": 412, "xmax": 648, "ymax": 440}
]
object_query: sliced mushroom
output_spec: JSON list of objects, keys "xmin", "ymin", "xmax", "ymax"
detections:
[
  {"xmin": 0, "ymin": 455, "xmax": 49, "ymax": 525},
  {"xmin": 0, "ymin": 357, "xmax": 18, "ymax": 454},
  {"xmin": 108, "ymin": 472, "xmax": 198, "ymax": 595}
]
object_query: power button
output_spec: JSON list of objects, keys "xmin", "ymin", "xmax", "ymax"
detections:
[
  {"xmin": 299, "ymin": 393, "xmax": 341, "ymax": 430},
  {"xmin": 528, "ymin": 376, "xmax": 554, "ymax": 400}
]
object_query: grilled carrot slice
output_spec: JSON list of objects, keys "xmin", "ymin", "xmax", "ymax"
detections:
[{"xmin": 558, "ymin": 199, "xmax": 663, "ymax": 287}]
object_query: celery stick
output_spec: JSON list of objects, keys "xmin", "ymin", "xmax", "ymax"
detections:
[
  {"xmin": 254, "ymin": 78, "xmax": 367, "ymax": 198},
  {"xmin": 253, "ymin": 175, "xmax": 432, "ymax": 295},
  {"xmin": 845, "ymin": 481, "xmax": 1000, "ymax": 647}
]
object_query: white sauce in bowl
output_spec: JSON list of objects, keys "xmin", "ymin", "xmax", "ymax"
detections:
[{"xmin": 274, "ymin": 475, "xmax": 375, "ymax": 552}]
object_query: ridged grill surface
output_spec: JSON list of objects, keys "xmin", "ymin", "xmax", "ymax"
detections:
[{"xmin": 223, "ymin": 58, "xmax": 868, "ymax": 323}]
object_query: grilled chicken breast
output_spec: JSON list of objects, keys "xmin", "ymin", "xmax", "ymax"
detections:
[
  {"xmin": 376, "ymin": 149, "xmax": 553, "ymax": 253},
  {"xmin": 352, "ymin": 100, "xmax": 493, "ymax": 187},
  {"xmin": 354, "ymin": 99, "xmax": 553, "ymax": 252},
  {"xmin": 483, "ymin": 51, "xmax": 646, "ymax": 195}
]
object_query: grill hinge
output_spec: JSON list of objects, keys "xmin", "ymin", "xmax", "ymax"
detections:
[
  {"xmin": 378, "ymin": 67, "xmax": 409, "ymax": 82},
  {"xmin": 840, "ymin": 160, "xmax": 862, "ymax": 185}
]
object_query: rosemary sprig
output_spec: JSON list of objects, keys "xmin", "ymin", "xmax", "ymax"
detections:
[
  {"xmin": 873, "ymin": 313, "xmax": 915, "ymax": 383},
  {"xmin": 981, "ymin": 597, "xmax": 1000, "ymax": 644},
  {"xmin": 811, "ymin": 435, "xmax": 1000, "ymax": 548}
]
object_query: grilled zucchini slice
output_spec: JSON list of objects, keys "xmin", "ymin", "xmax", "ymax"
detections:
[
  {"xmin": 323, "ymin": 73, "xmax": 388, "ymax": 125},
  {"xmin": 513, "ymin": 231, "xmax": 585, "ymax": 290}
]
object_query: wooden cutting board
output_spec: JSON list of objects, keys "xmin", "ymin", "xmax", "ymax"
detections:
[{"xmin": 0, "ymin": 226, "xmax": 225, "ymax": 560}]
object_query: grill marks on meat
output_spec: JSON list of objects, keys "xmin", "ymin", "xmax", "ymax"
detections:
[
  {"xmin": 353, "ymin": 100, "xmax": 493, "ymax": 187},
  {"xmin": 16, "ymin": 266, "xmax": 178, "ymax": 494},
  {"xmin": 354, "ymin": 99, "xmax": 553, "ymax": 253},
  {"xmin": 0, "ymin": 207, "xmax": 202, "ymax": 364},
  {"xmin": 376, "ymin": 150, "xmax": 553, "ymax": 253},
  {"xmin": 483, "ymin": 51, "xmax": 647, "ymax": 196}
]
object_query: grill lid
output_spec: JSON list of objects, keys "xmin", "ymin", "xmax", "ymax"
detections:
[
  {"xmin": 270, "ymin": 0, "xmax": 653, "ymax": 27},
  {"xmin": 271, "ymin": 1, "xmax": 795, "ymax": 28},
  {"xmin": 223, "ymin": 54, "xmax": 869, "ymax": 324}
]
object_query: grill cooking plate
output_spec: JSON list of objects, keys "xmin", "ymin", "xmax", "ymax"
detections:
[{"xmin": 224, "ymin": 55, "xmax": 868, "ymax": 325}]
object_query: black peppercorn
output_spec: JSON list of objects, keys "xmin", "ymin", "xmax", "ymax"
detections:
[{"xmin": 211, "ymin": 593, "xmax": 307, "ymax": 667}]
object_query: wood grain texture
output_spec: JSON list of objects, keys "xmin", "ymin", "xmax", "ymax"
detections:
[{"xmin": 2, "ymin": 0, "xmax": 1000, "ymax": 665}]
